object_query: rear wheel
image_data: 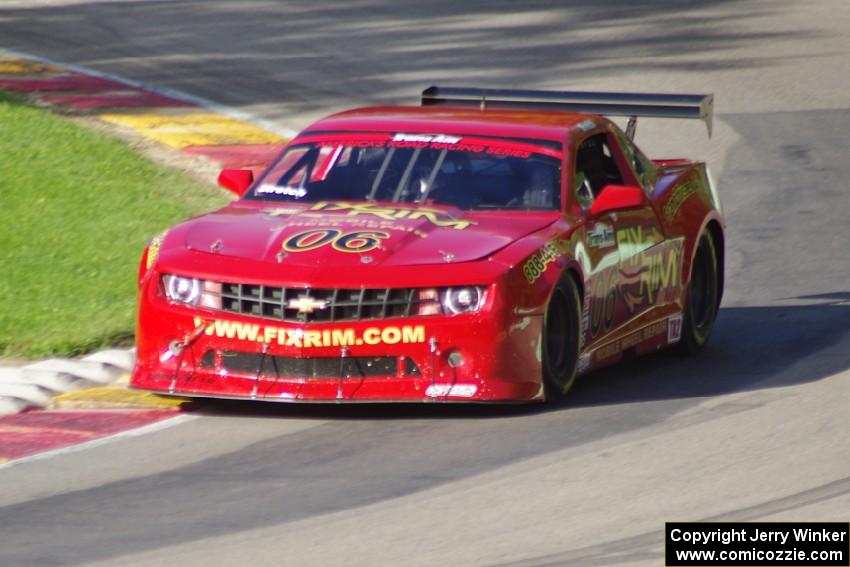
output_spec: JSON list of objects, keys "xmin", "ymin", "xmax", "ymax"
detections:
[
  {"xmin": 542, "ymin": 276, "xmax": 581, "ymax": 401},
  {"xmin": 680, "ymin": 233, "xmax": 720, "ymax": 353}
]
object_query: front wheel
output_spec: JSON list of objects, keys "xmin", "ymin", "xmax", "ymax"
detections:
[
  {"xmin": 680, "ymin": 233, "xmax": 720, "ymax": 353},
  {"xmin": 542, "ymin": 276, "xmax": 582, "ymax": 401}
]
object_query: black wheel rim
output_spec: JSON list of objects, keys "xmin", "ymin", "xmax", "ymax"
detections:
[{"xmin": 689, "ymin": 240, "xmax": 716, "ymax": 332}]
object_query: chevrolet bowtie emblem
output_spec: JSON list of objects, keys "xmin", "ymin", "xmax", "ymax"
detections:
[{"xmin": 287, "ymin": 295, "xmax": 328, "ymax": 313}]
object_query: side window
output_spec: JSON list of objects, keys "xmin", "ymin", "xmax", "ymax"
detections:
[
  {"xmin": 614, "ymin": 130, "xmax": 656, "ymax": 191},
  {"xmin": 574, "ymin": 133, "xmax": 625, "ymax": 209},
  {"xmin": 261, "ymin": 146, "xmax": 333, "ymax": 188}
]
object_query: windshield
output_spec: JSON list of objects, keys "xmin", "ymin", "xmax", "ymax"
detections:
[{"xmin": 246, "ymin": 133, "xmax": 563, "ymax": 211}]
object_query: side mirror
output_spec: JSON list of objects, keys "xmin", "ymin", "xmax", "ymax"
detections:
[
  {"xmin": 217, "ymin": 169, "xmax": 254, "ymax": 197},
  {"xmin": 590, "ymin": 184, "xmax": 646, "ymax": 218}
]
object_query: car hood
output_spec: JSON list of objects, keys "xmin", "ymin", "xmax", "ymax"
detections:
[{"xmin": 179, "ymin": 201, "xmax": 556, "ymax": 267}]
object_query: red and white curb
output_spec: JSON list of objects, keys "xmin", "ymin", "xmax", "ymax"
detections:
[
  {"xmin": 0, "ymin": 348, "xmax": 135, "ymax": 415},
  {"xmin": 0, "ymin": 48, "xmax": 288, "ymax": 463},
  {"xmin": 0, "ymin": 47, "xmax": 297, "ymax": 139},
  {"xmin": 0, "ymin": 409, "xmax": 194, "ymax": 468}
]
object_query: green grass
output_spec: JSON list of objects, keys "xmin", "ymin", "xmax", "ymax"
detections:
[{"xmin": 0, "ymin": 92, "xmax": 228, "ymax": 357}]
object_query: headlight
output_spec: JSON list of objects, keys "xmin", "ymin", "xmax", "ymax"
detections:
[
  {"xmin": 416, "ymin": 286, "xmax": 487, "ymax": 315},
  {"xmin": 442, "ymin": 286, "xmax": 486, "ymax": 314},
  {"xmin": 162, "ymin": 275, "xmax": 221, "ymax": 309}
]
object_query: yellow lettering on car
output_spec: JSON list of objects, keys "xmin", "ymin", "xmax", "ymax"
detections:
[
  {"xmin": 191, "ymin": 319, "xmax": 426, "ymax": 348},
  {"xmin": 363, "ymin": 328, "xmax": 381, "ymax": 345},
  {"xmin": 523, "ymin": 239, "xmax": 566, "ymax": 284},
  {"xmin": 263, "ymin": 327, "xmax": 278, "ymax": 343},
  {"xmin": 235, "ymin": 322, "xmax": 260, "ymax": 342},
  {"xmin": 638, "ymin": 240, "xmax": 683, "ymax": 305},
  {"xmin": 332, "ymin": 328, "xmax": 356, "ymax": 347},
  {"xmin": 214, "ymin": 320, "xmax": 235, "ymax": 339},
  {"xmin": 193, "ymin": 317, "xmax": 213, "ymax": 336},
  {"xmin": 308, "ymin": 201, "xmax": 474, "ymax": 230},
  {"xmin": 405, "ymin": 209, "xmax": 474, "ymax": 229},
  {"xmin": 403, "ymin": 325, "xmax": 425, "ymax": 344},
  {"xmin": 284, "ymin": 329, "xmax": 303, "ymax": 347},
  {"xmin": 303, "ymin": 330, "xmax": 322, "ymax": 348},
  {"xmin": 381, "ymin": 327, "xmax": 402, "ymax": 345},
  {"xmin": 663, "ymin": 179, "xmax": 699, "ymax": 220}
]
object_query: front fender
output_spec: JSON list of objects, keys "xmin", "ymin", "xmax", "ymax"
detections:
[{"xmin": 491, "ymin": 221, "xmax": 584, "ymax": 316}]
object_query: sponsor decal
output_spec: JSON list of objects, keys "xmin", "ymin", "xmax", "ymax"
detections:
[
  {"xmin": 146, "ymin": 233, "xmax": 165, "ymax": 270},
  {"xmin": 392, "ymin": 133, "xmax": 461, "ymax": 145},
  {"xmin": 587, "ymin": 266, "xmax": 618, "ymax": 338},
  {"xmin": 663, "ymin": 178, "xmax": 700, "ymax": 221},
  {"xmin": 280, "ymin": 218, "xmax": 428, "ymax": 238},
  {"xmin": 587, "ymin": 223, "xmax": 615, "ymax": 248},
  {"xmin": 387, "ymin": 134, "xmax": 529, "ymax": 157},
  {"xmin": 576, "ymin": 119, "xmax": 596, "ymax": 132},
  {"xmin": 282, "ymin": 228, "xmax": 389, "ymax": 253},
  {"xmin": 425, "ymin": 384, "xmax": 478, "ymax": 398},
  {"xmin": 616, "ymin": 224, "xmax": 664, "ymax": 257},
  {"xmin": 304, "ymin": 132, "xmax": 559, "ymax": 159},
  {"xmin": 523, "ymin": 239, "xmax": 570, "ymax": 284},
  {"xmin": 264, "ymin": 207, "xmax": 303, "ymax": 217},
  {"xmin": 193, "ymin": 317, "xmax": 426, "ymax": 348},
  {"xmin": 595, "ymin": 319, "xmax": 667, "ymax": 361},
  {"xmin": 619, "ymin": 237, "xmax": 684, "ymax": 314},
  {"xmin": 306, "ymin": 201, "xmax": 474, "ymax": 230},
  {"xmin": 257, "ymin": 184, "xmax": 308, "ymax": 198},
  {"xmin": 668, "ymin": 314, "xmax": 683, "ymax": 343},
  {"xmin": 583, "ymin": 236, "xmax": 684, "ymax": 339}
]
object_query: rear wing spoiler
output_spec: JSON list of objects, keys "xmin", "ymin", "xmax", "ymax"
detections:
[{"xmin": 421, "ymin": 86, "xmax": 714, "ymax": 138}]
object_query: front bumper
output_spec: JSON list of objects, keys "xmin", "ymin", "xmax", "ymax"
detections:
[{"xmin": 131, "ymin": 288, "xmax": 544, "ymax": 403}]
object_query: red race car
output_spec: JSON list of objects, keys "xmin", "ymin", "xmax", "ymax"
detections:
[{"xmin": 131, "ymin": 87, "xmax": 724, "ymax": 403}]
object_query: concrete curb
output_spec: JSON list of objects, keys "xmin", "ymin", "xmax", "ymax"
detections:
[{"xmin": 0, "ymin": 349, "xmax": 135, "ymax": 415}]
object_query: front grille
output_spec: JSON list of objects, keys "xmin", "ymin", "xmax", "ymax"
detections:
[
  {"xmin": 220, "ymin": 284, "xmax": 421, "ymax": 323},
  {"xmin": 200, "ymin": 351, "xmax": 420, "ymax": 379}
]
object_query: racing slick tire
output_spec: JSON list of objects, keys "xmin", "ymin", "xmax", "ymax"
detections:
[
  {"xmin": 542, "ymin": 275, "xmax": 582, "ymax": 401},
  {"xmin": 680, "ymin": 232, "xmax": 720, "ymax": 354}
]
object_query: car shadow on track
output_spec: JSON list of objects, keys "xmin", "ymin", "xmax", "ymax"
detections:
[
  {"xmin": 568, "ymin": 300, "xmax": 850, "ymax": 408},
  {"xmin": 190, "ymin": 300, "xmax": 850, "ymax": 421}
]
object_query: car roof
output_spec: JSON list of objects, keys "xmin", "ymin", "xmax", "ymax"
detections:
[{"xmin": 303, "ymin": 105, "xmax": 600, "ymax": 143}]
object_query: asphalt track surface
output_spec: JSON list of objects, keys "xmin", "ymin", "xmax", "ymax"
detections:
[{"xmin": 2, "ymin": 2, "xmax": 850, "ymax": 566}]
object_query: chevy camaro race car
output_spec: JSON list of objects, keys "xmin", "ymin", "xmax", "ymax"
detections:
[{"xmin": 131, "ymin": 87, "xmax": 724, "ymax": 403}]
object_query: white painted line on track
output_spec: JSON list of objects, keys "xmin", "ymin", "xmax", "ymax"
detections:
[
  {"xmin": 0, "ymin": 47, "xmax": 299, "ymax": 139},
  {"xmin": 0, "ymin": 414, "xmax": 197, "ymax": 470}
]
